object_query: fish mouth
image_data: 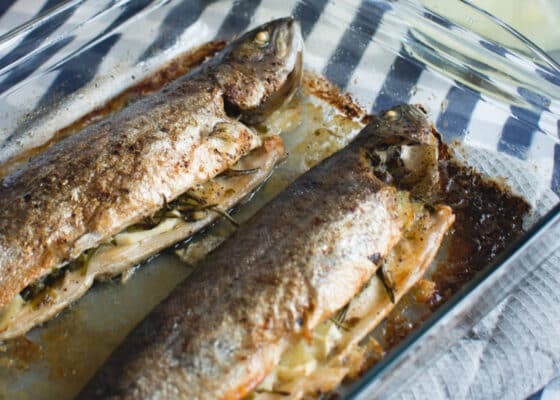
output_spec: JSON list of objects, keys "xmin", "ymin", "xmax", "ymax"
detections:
[{"xmin": 240, "ymin": 47, "xmax": 303, "ymax": 124}]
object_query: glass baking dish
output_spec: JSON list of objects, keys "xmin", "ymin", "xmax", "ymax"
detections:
[{"xmin": 0, "ymin": 0, "xmax": 558, "ymax": 399}]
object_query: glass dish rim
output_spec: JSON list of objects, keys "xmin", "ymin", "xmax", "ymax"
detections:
[
  {"xmin": 433, "ymin": 0, "xmax": 560, "ymax": 73},
  {"xmin": 0, "ymin": 0, "xmax": 85, "ymax": 43}
]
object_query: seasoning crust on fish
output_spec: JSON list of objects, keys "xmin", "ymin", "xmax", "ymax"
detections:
[
  {"xmin": 0, "ymin": 19, "xmax": 303, "ymax": 330},
  {"xmin": 78, "ymin": 105, "xmax": 454, "ymax": 400},
  {"xmin": 0, "ymin": 137, "xmax": 286, "ymax": 340}
]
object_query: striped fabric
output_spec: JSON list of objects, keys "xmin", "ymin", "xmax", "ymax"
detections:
[
  {"xmin": 0, "ymin": 0, "xmax": 557, "ymax": 194},
  {"xmin": 0, "ymin": 1, "xmax": 559, "ymax": 399}
]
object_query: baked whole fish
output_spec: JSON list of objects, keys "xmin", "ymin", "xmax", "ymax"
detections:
[
  {"xmin": 78, "ymin": 105, "xmax": 455, "ymax": 399},
  {"xmin": 0, "ymin": 18, "xmax": 303, "ymax": 340}
]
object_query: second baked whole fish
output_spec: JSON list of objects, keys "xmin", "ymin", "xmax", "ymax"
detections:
[
  {"xmin": 0, "ymin": 18, "xmax": 303, "ymax": 340},
  {"xmin": 78, "ymin": 105, "xmax": 455, "ymax": 399}
]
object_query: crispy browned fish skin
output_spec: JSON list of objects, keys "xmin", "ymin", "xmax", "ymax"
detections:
[
  {"xmin": 78, "ymin": 105, "xmax": 439, "ymax": 400},
  {"xmin": 0, "ymin": 18, "xmax": 303, "ymax": 310},
  {"xmin": 0, "ymin": 136, "xmax": 286, "ymax": 341}
]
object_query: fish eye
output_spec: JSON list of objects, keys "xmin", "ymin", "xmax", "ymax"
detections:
[
  {"xmin": 384, "ymin": 110, "xmax": 400, "ymax": 121},
  {"xmin": 254, "ymin": 30, "xmax": 270, "ymax": 46}
]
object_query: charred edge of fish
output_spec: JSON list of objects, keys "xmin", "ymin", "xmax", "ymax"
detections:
[{"xmin": 368, "ymin": 252, "xmax": 382, "ymax": 265}]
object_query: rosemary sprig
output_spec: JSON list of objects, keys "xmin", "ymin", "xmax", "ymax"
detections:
[
  {"xmin": 330, "ymin": 303, "xmax": 350, "ymax": 331},
  {"xmin": 254, "ymin": 389, "xmax": 291, "ymax": 396},
  {"xmin": 182, "ymin": 190, "xmax": 207, "ymax": 205},
  {"xmin": 210, "ymin": 206, "xmax": 239, "ymax": 227},
  {"xmin": 220, "ymin": 167, "xmax": 260, "ymax": 178},
  {"xmin": 20, "ymin": 249, "xmax": 93, "ymax": 302},
  {"xmin": 137, "ymin": 191, "xmax": 209, "ymax": 228},
  {"xmin": 161, "ymin": 194, "xmax": 170, "ymax": 211},
  {"xmin": 376, "ymin": 268, "xmax": 395, "ymax": 303}
]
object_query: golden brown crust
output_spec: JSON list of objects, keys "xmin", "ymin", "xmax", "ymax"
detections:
[
  {"xmin": 0, "ymin": 77, "xmax": 261, "ymax": 309},
  {"xmin": 0, "ymin": 41, "xmax": 228, "ymax": 181},
  {"xmin": 0, "ymin": 137, "xmax": 286, "ymax": 340}
]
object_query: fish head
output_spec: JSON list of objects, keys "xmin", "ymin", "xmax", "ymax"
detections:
[
  {"xmin": 368, "ymin": 105, "xmax": 436, "ymax": 147},
  {"xmin": 363, "ymin": 105, "xmax": 440, "ymax": 200},
  {"xmin": 215, "ymin": 17, "xmax": 304, "ymax": 124}
]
